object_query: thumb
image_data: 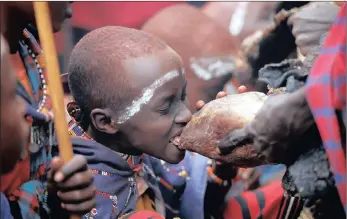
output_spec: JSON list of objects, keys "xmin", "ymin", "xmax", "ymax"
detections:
[
  {"xmin": 218, "ymin": 126, "xmax": 252, "ymax": 155},
  {"xmin": 49, "ymin": 156, "xmax": 64, "ymax": 182}
]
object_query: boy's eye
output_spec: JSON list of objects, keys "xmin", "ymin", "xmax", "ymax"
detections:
[
  {"xmin": 157, "ymin": 96, "xmax": 175, "ymax": 115},
  {"xmin": 158, "ymin": 105, "xmax": 171, "ymax": 115}
]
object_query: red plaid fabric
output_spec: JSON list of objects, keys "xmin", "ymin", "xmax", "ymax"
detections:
[
  {"xmin": 305, "ymin": 3, "xmax": 346, "ymax": 211},
  {"xmin": 224, "ymin": 181, "xmax": 286, "ymax": 219}
]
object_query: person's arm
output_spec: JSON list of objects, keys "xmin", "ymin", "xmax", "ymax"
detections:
[{"xmin": 204, "ymin": 162, "xmax": 235, "ymax": 219}]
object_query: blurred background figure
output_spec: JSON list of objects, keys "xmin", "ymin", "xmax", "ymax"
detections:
[
  {"xmin": 142, "ymin": 4, "xmax": 243, "ymax": 112},
  {"xmin": 202, "ymin": 2, "xmax": 278, "ymax": 44},
  {"xmin": 56, "ymin": 2, "xmax": 193, "ymax": 72}
]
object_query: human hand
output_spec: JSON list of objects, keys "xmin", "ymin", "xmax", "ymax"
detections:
[
  {"xmin": 48, "ymin": 155, "xmax": 96, "ymax": 215},
  {"xmin": 218, "ymin": 87, "xmax": 315, "ymax": 164},
  {"xmin": 287, "ymin": 2, "xmax": 339, "ymax": 56}
]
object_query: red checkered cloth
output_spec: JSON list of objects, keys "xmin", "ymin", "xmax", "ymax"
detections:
[
  {"xmin": 224, "ymin": 181, "xmax": 290, "ymax": 219},
  {"xmin": 305, "ymin": 3, "xmax": 346, "ymax": 211}
]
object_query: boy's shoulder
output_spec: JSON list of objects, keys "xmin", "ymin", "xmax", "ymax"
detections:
[{"xmin": 69, "ymin": 137, "xmax": 139, "ymax": 218}]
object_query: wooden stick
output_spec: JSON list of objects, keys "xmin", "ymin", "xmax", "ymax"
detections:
[{"xmin": 33, "ymin": 2, "xmax": 78, "ymax": 219}]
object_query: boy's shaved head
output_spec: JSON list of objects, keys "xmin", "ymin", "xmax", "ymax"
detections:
[
  {"xmin": 68, "ymin": 26, "xmax": 190, "ymax": 164},
  {"xmin": 68, "ymin": 26, "xmax": 170, "ymax": 124}
]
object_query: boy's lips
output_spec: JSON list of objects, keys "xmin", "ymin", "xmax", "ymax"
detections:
[
  {"xmin": 169, "ymin": 130, "xmax": 183, "ymax": 147},
  {"xmin": 171, "ymin": 136, "xmax": 181, "ymax": 146}
]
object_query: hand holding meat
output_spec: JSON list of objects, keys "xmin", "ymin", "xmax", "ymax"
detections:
[{"xmin": 219, "ymin": 87, "xmax": 316, "ymax": 164}]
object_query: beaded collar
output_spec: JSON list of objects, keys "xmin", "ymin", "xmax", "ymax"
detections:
[{"xmin": 17, "ymin": 27, "xmax": 53, "ymax": 120}]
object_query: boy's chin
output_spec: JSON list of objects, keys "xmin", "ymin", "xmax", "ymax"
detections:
[{"xmin": 162, "ymin": 143, "xmax": 186, "ymax": 164}]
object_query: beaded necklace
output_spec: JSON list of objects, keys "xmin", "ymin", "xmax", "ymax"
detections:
[
  {"xmin": 23, "ymin": 42, "xmax": 48, "ymax": 112},
  {"xmin": 160, "ymin": 160, "xmax": 190, "ymax": 180}
]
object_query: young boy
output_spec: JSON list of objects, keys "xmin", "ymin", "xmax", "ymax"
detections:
[
  {"xmin": 1, "ymin": 2, "xmax": 95, "ymax": 218},
  {"xmin": 67, "ymin": 26, "xmax": 236, "ymax": 218}
]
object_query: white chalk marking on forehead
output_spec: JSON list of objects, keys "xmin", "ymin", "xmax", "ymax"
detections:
[
  {"xmin": 117, "ymin": 69, "xmax": 182, "ymax": 124},
  {"xmin": 190, "ymin": 57, "xmax": 235, "ymax": 81}
]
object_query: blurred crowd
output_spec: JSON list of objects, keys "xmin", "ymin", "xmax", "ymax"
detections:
[{"xmin": 1, "ymin": 2, "xmax": 346, "ymax": 219}]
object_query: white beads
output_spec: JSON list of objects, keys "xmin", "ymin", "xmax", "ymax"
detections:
[
  {"xmin": 25, "ymin": 42, "xmax": 47, "ymax": 112},
  {"xmin": 161, "ymin": 160, "xmax": 189, "ymax": 179}
]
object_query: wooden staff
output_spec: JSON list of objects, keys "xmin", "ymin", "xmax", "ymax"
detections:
[{"xmin": 33, "ymin": 2, "xmax": 78, "ymax": 219}]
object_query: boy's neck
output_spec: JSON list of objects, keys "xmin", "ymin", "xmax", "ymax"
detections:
[{"xmin": 86, "ymin": 126, "xmax": 141, "ymax": 156}]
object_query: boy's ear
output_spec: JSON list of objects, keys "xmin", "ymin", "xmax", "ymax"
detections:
[{"xmin": 90, "ymin": 108, "xmax": 118, "ymax": 134}]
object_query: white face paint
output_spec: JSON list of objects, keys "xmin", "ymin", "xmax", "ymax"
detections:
[
  {"xmin": 117, "ymin": 69, "xmax": 182, "ymax": 124},
  {"xmin": 190, "ymin": 57, "xmax": 235, "ymax": 81}
]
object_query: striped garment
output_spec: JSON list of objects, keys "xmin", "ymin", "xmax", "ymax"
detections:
[
  {"xmin": 224, "ymin": 180, "xmax": 306, "ymax": 219},
  {"xmin": 2, "ymin": 26, "xmax": 54, "ymax": 218},
  {"xmin": 305, "ymin": 3, "xmax": 346, "ymax": 211}
]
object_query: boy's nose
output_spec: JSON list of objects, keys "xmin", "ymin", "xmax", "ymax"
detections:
[{"xmin": 175, "ymin": 105, "xmax": 192, "ymax": 125}]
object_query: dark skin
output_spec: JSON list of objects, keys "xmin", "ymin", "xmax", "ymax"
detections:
[
  {"xmin": 1, "ymin": 2, "xmax": 95, "ymax": 215},
  {"xmin": 2, "ymin": 1, "xmax": 72, "ymax": 54},
  {"xmin": 0, "ymin": 36, "xmax": 28, "ymax": 174},
  {"xmin": 83, "ymin": 48, "xmax": 246, "ymax": 217},
  {"xmin": 218, "ymin": 87, "xmax": 317, "ymax": 164},
  {"xmin": 88, "ymin": 48, "xmax": 192, "ymax": 164}
]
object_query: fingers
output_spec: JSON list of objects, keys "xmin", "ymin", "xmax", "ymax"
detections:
[
  {"xmin": 216, "ymin": 91, "xmax": 227, "ymax": 99},
  {"xmin": 58, "ymin": 184, "xmax": 96, "ymax": 203},
  {"xmin": 218, "ymin": 127, "xmax": 253, "ymax": 155},
  {"xmin": 62, "ymin": 198, "xmax": 96, "ymax": 215},
  {"xmin": 196, "ymin": 100, "xmax": 205, "ymax": 111},
  {"xmin": 57, "ymin": 171, "xmax": 94, "ymax": 189},
  {"xmin": 196, "ymin": 91, "xmax": 227, "ymax": 111},
  {"xmin": 237, "ymin": 85, "xmax": 248, "ymax": 94},
  {"xmin": 49, "ymin": 156, "xmax": 65, "ymax": 183},
  {"xmin": 49, "ymin": 155, "xmax": 95, "ymax": 215},
  {"xmin": 54, "ymin": 155, "xmax": 87, "ymax": 183}
]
